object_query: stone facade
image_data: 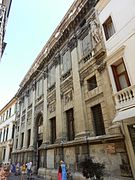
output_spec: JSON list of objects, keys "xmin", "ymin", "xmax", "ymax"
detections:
[
  {"xmin": 0, "ymin": 97, "xmax": 16, "ymax": 164},
  {"xmin": 12, "ymin": 0, "xmax": 133, "ymax": 179}
]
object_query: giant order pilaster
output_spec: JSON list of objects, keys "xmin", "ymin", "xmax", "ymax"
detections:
[
  {"xmin": 42, "ymin": 71, "xmax": 49, "ymax": 144},
  {"xmin": 18, "ymin": 102, "xmax": 23, "ymax": 149},
  {"xmin": 55, "ymin": 56, "xmax": 63, "ymax": 142},
  {"xmin": 29, "ymin": 83, "xmax": 36, "ymax": 148},
  {"xmin": 23, "ymin": 93, "xmax": 28, "ymax": 148},
  {"xmin": 69, "ymin": 37, "xmax": 87, "ymax": 139}
]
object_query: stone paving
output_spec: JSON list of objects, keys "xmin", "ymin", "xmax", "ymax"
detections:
[{"xmin": 8, "ymin": 173, "xmax": 45, "ymax": 180}]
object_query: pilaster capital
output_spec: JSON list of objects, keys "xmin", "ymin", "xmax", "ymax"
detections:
[
  {"xmin": 54, "ymin": 53, "xmax": 61, "ymax": 67},
  {"xmin": 68, "ymin": 35, "xmax": 77, "ymax": 51}
]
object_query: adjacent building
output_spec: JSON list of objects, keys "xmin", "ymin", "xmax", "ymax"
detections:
[
  {"xmin": 0, "ymin": 97, "xmax": 16, "ymax": 164},
  {"xmin": 96, "ymin": 0, "xmax": 135, "ymax": 178},
  {"xmin": 0, "ymin": 0, "xmax": 12, "ymax": 59},
  {"xmin": 11, "ymin": 0, "xmax": 134, "ymax": 179}
]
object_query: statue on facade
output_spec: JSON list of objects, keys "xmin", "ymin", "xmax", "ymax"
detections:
[{"xmin": 90, "ymin": 19, "xmax": 101, "ymax": 45}]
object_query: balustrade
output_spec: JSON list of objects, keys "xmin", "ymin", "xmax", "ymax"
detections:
[{"xmin": 114, "ymin": 85, "xmax": 135, "ymax": 110}]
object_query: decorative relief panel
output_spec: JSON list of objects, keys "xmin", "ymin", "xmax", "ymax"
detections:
[
  {"xmin": 48, "ymin": 102, "xmax": 56, "ymax": 114},
  {"xmin": 35, "ymin": 102, "xmax": 43, "ymax": 117},
  {"xmin": 79, "ymin": 60, "xmax": 96, "ymax": 82},
  {"xmin": 64, "ymin": 91, "xmax": 73, "ymax": 105},
  {"xmin": 60, "ymin": 77, "xmax": 73, "ymax": 94},
  {"xmin": 27, "ymin": 109, "xmax": 32, "ymax": 125}
]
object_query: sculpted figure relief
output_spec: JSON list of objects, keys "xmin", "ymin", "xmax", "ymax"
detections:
[{"xmin": 90, "ymin": 19, "xmax": 101, "ymax": 44}]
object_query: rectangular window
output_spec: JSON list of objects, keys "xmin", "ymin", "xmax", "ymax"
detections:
[
  {"xmin": 48, "ymin": 66, "xmax": 56, "ymax": 89},
  {"xmin": 9, "ymin": 108, "xmax": 11, "ymax": 117},
  {"xmin": 61, "ymin": 50, "xmax": 71, "ymax": 75},
  {"xmin": 3, "ymin": 148, "xmax": 6, "ymax": 161},
  {"xmin": 6, "ymin": 110, "xmax": 8, "ymax": 119},
  {"xmin": 103, "ymin": 16, "xmax": 115, "ymax": 40},
  {"xmin": 91, "ymin": 104, "xmax": 105, "ymax": 136},
  {"xmin": 28, "ymin": 89, "xmax": 33, "ymax": 106},
  {"xmin": 21, "ymin": 133, "xmax": 24, "ymax": 148},
  {"xmin": 50, "ymin": 117, "xmax": 56, "ymax": 144},
  {"xmin": 16, "ymin": 138, "xmax": 18, "ymax": 149},
  {"xmin": 27, "ymin": 129, "xmax": 31, "ymax": 148},
  {"xmin": 112, "ymin": 59, "xmax": 130, "ymax": 91},
  {"xmin": 12, "ymin": 125, "xmax": 15, "ymax": 139},
  {"xmin": 81, "ymin": 33, "xmax": 92, "ymax": 56},
  {"xmin": 87, "ymin": 75, "xmax": 97, "ymax": 91},
  {"xmin": 9, "ymin": 147, "xmax": 12, "ymax": 160},
  {"xmin": 66, "ymin": 108, "xmax": 75, "ymax": 141},
  {"xmin": 3, "ymin": 128, "xmax": 5, "ymax": 142},
  {"xmin": 6, "ymin": 127, "xmax": 9, "ymax": 141}
]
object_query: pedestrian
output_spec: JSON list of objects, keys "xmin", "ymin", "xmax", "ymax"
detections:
[
  {"xmin": 60, "ymin": 160, "xmax": 67, "ymax": 180},
  {"xmin": 10, "ymin": 163, "xmax": 16, "ymax": 174},
  {"xmin": 58, "ymin": 164, "xmax": 62, "ymax": 180},
  {"xmin": 21, "ymin": 163, "xmax": 26, "ymax": 180},
  {"xmin": 26, "ymin": 161, "xmax": 32, "ymax": 177},
  {"xmin": 15, "ymin": 162, "xmax": 21, "ymax": 176}
]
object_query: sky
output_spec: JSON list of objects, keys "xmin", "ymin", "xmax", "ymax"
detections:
[{"xmin": 0, "ymin": 0, "xmax": 74, "ymax": 110}]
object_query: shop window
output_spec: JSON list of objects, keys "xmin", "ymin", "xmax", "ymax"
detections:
[
  {"xmin": 103, "ymin": 16, "xmax": 115, "ymax": 40},
  {"xmin": 91, "ymin": 104, "xmax": 105, "ymax": 136},
  {"xmin": 112, "ymin": 59, "xmax": 130, "ymax": 91},
  {"xmin": 66, "ymin": 108, "xmax": 75, "ymax": 141},
  {"xmin": 87, "ymin": 75, "xmax": 97, "ymax": 91}
]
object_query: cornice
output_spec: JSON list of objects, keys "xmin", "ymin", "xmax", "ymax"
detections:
[{"xmin": 19, "ymin": 0, "xmax": 96, "ymax": 93}]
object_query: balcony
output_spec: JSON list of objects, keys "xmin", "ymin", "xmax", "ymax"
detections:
[{"xmin": 114, "ymin": 85, "xmax": 135, "ymax": 110}]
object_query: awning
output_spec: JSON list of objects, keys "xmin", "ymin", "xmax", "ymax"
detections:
[{"xmin": 113, "ymin": 107, "xmax": 135, "ymax": 122}]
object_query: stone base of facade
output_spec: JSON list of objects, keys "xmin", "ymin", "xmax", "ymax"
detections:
[
  {"xmin": 37, "ymin": 169, "xmax": 133, "ymax": 180},
  {"xmin": 12, "ymin": 135, "xmax": 133, "ymax": 179}
]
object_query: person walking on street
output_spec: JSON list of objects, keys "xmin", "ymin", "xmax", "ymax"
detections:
[
  {"xmin": 60, "ymin": 161, "xmax": 67, "ymax": 180},
  {"xmin": 58, "ymin": 164, "xmax": 62, "ymax": 180}
]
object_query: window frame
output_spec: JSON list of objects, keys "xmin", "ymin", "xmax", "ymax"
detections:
[
  {"xmin": 102, "ymin": 16, "xmax": 115, "ymax": 41},
  {"xmin": 61, "ymin": 49, "xmax": 72, "ymax": 76},
  {"xmin": 87, "ymin": 75, "xmax": 97, "ymax": 91},
  {"xmin": 91, "ymin": 104, "xmax": 105, "ymax": 136},
  {"xmin": 50, "ymin": 117, "xmax": 56, "ymax": 144},
  {"xmin": 66, "ymin": 108, "xmax": 75, "ymax": 141},
  {"xmin": 111, "ymin": 59, "xmax": 130, "ymax": 91}
]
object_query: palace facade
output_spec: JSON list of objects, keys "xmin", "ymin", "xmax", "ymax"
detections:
[{"xmin": 12, "ymin": 0, "xmax": 134, "ymax": 179}]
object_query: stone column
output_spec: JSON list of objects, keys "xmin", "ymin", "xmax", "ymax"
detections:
[
  {"xmin": 23, "ymin": 95, "xmax": 28, "ymax": 148},
  {"xmin": 30, "ymin": 84, "xmax": 36, "ymax": 148},
  {"xmin": 55, "ymin": 57, "xmax": 63, "ymax": 142},
  {"xmin": 69, "ymin": 37, "xmax": 87, "ymax": 139},
  {"xmin": 42, "ymin": 73, "xmax": 49, "ymax": 144}
]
